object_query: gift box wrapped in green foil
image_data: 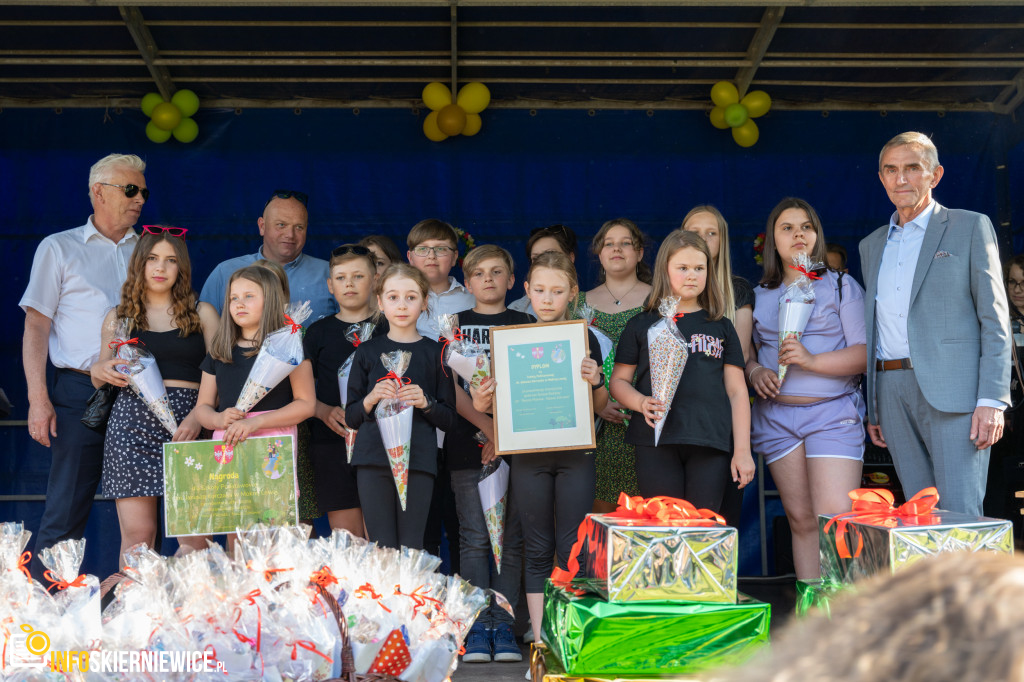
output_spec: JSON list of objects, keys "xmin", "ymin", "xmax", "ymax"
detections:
[
  {"xmin": 575, "ymin": 512, "xmax": 737, "ymax": 603},
  {"xmin": 795, "ymin": 579, "xmax": 846, "ymax": 617},
  {"xmin": 819, "ymin": 504, "xmax": 1013, "ymax": 585},
  {"xmin": 542, "ymin": 581, "xmax": 769, "ymax": 676}
]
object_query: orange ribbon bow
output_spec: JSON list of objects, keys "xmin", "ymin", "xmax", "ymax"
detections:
[
  {"xmin": 108, "ymin": 337, "xmax": 141, "ymax": 353},
  {"xmin": 43, "ymin": 570, "xmax": 87, "ymax": 592},
  {"xmin": 824, "ymin": 487, "xmax": 940, "ymax": 559},
  {"xmin": 551, "ymin": 492, "xmax": 725, "ymax": 586},
  {"xmin": 376, "ymin": 371, "xmax": 412, "ymax": 386},
  {"xmin": 355, "ymin": 582, "xmax": 392, "ymax": 613},
  {"xmin": 310, "ymin": 566, "xmax": 338, "ymax": 589},
  {"xmin": 290, "ymin": 639, "xmax": 333, "ymax": 663},
  {"xmin": 15, "ymin": 551, "xmax": 31, "ymax": 582}
]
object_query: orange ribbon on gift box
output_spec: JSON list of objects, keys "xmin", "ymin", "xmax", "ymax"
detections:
[
  {"xmin": 551, "ymin": 492, "xmax": 726, "ymax": 587},
  {"xmin": 824, "ymin": 486, "xmax": 940, "ymax": 559}
]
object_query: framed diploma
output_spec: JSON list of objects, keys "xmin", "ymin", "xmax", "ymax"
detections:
[
  {"xmin": 162, "ymin": 433, "xmax": 298, "ymax": 536},
  {"xmin": 490, "ymin": 319, "xmax": 597, "ymax": 455}
]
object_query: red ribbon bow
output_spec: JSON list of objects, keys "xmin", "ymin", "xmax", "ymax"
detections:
[
  {"xmin": 355, "ymin": 582, "xmax": 392, "ymax": 613},
  {"xmin": 439, "ymin": 328, "xmax": 466, "ymax": 377},
  {"xmin": 376, "ymin": 371, "xmax": 412, "ymax": 386},
  {"xmin": 551, "ymin": 492, "xmax": 725, "ymax": 586},
  {"xmin": 824, "ymin": 487, "xmax": 940, "ymax": 559},
  {"xmin": 43, "ymin": 570, "xmax": 87, "ymax": 592},
  {"xmin": 232, "ymin": 588, "xmax": 264, "ymax": 653},
  {"xmin": 290, "ymin": 640, "xmax": 333, "ymax": 663},
  {"xmin": 672, "ymin": 312, "xmax": 685, "ymax": 322},
  {"xmin": 788, "ymin": 264, "xmax": 823, "ymax": 280},
  {"xmin": 108, "ymin": 337, "xmax": 141, "ymax": 354},
  {"xmin": 284, "ymin": 314, "xmax": 302, "ymax": 334},
  {"xmin": 351, "ymin": 333, "xmax": 362, "ymax": 347},
  {"xmin": 394, "ymin": 584, "xmax": 446, "ymax": 617},
  {"xmin": 310, "ymin": 566, "xmax": 338, "ymax": 589}
]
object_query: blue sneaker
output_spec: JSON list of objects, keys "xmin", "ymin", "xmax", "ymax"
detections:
[
  {"xmin": 463, "ymin": 622, "xmax": 492, "ymax": 663},
  {"xmin": 491, "ymin": 622, "xmax": 523, "ymax": 662}
]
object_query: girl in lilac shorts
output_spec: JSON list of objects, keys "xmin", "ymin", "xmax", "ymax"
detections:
[{"xmin": 746, "ymin": 198, "xmax": 868, "ymax": 581}]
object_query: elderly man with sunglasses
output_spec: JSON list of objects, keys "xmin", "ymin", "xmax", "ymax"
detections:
[
  {"xmin": 19, "ymin": 153, "xmax": 147, "ymax": 577},
  {"xmin": 199, "ymin": 189, "xmax": 337, "ymax": 323}
]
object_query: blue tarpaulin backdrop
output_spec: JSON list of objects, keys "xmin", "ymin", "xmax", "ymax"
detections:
[{"xmin": 2, "ymin": 105, "xmax": 1023, "ymax": 579}]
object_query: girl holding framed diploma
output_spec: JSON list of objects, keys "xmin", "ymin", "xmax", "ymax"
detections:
[
  {"xmin": 473, "ymin": 251, "xmax": 608, "ymax": 646},
  {"xmin": 610, "ymin": 230, "xmax": 754, "ymax": 511}
]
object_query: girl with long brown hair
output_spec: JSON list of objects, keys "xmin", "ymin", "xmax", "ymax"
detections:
[{"xmin": 89, "ymin": 226, "xmax": 219, "ymax": 566}]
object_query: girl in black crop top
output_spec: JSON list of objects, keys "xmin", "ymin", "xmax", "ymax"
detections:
[{"xmin": 89, "ymin": 229, "xmax": 219, "ymax": 567}]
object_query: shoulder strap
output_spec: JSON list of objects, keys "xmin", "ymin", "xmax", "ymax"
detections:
[{"xmin": 836, "ymin": 271, "xmax": 845, "ymax": 304}]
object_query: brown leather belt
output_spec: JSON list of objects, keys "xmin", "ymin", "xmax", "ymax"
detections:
[{"xmin": 876, "ymin": 358, "xmax": 913, "ymax": 371}]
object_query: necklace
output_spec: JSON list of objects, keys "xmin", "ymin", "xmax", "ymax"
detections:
[{"xmin": 605, "ymin": 279, "xmax": 640, "ymax": 306}]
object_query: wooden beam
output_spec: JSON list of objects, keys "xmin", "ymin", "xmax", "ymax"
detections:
[
  {"xmin": 2, "ymin": 0, "xmax": 1023, "ymax": 6},
  {"xmin": 118, "ymin": 5, "xmax": 175, "ymax": 100},
  {"xmin": 734, "ymin": 6, "xmax": 785, "ymax": 98},
  {"xmin": 992, "ymin": 68, "xmax": 1024, "ymax": 114},
  {"xmin": 450, "ymin": 0, "xmax": 458, "ymax": 94}
]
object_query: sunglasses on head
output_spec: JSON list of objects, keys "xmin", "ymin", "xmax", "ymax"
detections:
[
  {"xmin": 142, "ymin": 225, "xmax": 187, "ymax": 238},
  {"xmin": 264, "ymin": 189, "xmax": 309, "ymax": 210},
  {"xmin": 331, "ymin": 244, "xmax": 371, "ymax": 258},
  {"xmin": 529, "ymin": 224, "xmax": 570, "ymax": 238},
  {"xmin": 100, "ymin": 182, "xmax": 149, "ymax": 201}
]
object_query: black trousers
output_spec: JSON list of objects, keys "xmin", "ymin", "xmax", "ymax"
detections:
[
  {"xmin": 31, "ymin": 368, "xmax": 105, "ymax": 581},
  {"xmin": 512, "ymin": 450, "xmax": 595, "ymax": 593},
  {"xmin": 634, "ymin": 443, "xmax": 731, "ymax": 513},
  {"xmin": 423, "ymin": 449, "xmax": 460, "ymax": 574},
  {"xmin": 357, "ymin": 465, "xmax": 434, "ymax": 550}
]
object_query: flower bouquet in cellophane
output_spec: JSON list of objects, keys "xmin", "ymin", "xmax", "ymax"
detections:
[
  {"xmin": 437, "ymin": 313, "xmax": 490, "ymax": 391},
  {"xmin": 375, "ymin": 350, "xmax": 413, "ymax": 510},
  {"xmin": 235, "ymin": 301, "xmax": 311, "ymax": 413},
  {"xmin": 777, "ymin": 252, "xmax": 821, "ymax": 385},
  {"xmin": 647, "ymin": 297, "xmax": 689, "ymax": 446}
]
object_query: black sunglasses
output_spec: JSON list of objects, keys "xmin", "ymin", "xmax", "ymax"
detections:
[
  {"xmin": 264, "ymin": 189, "xmax": 309, "ymax": 210},
  {"xmin": 100, "ymin": 182, "xmax": 149, "ymax": 201},
  {"xmin": 331, "ymin": 244, "xmax": 372, "ymax": 258},
  {"xmin": 529, "ymin": 224, "xmax": 570, "ymax": 238}
]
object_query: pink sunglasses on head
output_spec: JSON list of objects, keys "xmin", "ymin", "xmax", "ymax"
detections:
[{"xmin": 142, "ymin": 225, "xmax": 188, "ymax": 238}]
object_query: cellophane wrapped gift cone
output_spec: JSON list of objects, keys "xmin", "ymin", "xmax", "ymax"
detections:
[
  {"xmin": 437, "ymin": 313, "xmax": 491, "ymax": 390},
  {"xmin": 236, "ymin": 304, "xmax": 310, "ymax": 413},
  {"xmin": 478, "ymin": 457, "xmax": 509, "ymax": 573},
  {"xmin": 542, "ymin": 581, "xmax": 769, "ymax": 677},
  {"xmin": 646, "ymin": 297, "xmax": 688, "ymax": 446},
  {"xmin": 338, "ymin": 321, "xmax": 376, "ymax": 463},
  {"xmin": 777, "ymin": 251, "xmax": 820, "ymax": 385},
  {"xmin": 374, "ymin": 350, "xmax": 414, "ymax": 510},
  {"xmin": 38, "ymin": 538, "xmax": 102, "ymax": 648},
  {"xmin": 110, "ymin": 319, "xmax": 177, "ymax": 435}
]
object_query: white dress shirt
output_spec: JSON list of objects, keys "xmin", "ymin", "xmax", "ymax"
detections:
[
  {"xmin": 875, "ymin": 201, "xmax": 1003, "ymax": 410},
  {"xmin": 19, "ymin": 217, "xmax": 138, "ymax": 370},
  {"xmin": 416, "ymin": 276, "xmax": 476, "ymax": 340}
]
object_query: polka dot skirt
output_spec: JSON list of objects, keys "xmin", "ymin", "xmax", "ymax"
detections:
[{"xmin": 102, "ymin": 386, "xmax": 198, "ymax": 498}]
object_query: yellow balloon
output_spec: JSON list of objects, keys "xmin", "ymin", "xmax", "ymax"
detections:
[
  {"xmin": 731, "ymin": 119, "xmax": 759, "ymax": 148},
  {"xmin": 145, "ymin": 121, "xmax": 172, "ymax": 143},
  {"xmin": 456, "ymin": 82, "xmax": 491, "ymax": 115},
  {"xmin": 709, "ymin": 106, "xmax": 729, "ymax": 130},
  {"xmin": 741, "ymin": 90, "xmax": 772, "ymax": 118},
  {"xmin": 461, "ymin": 113, "xmax": 482, "ymax": 136},
  {"xmin": 151, "ymin": 102, "xmax": 182, "ymax": 131},
  {"xmin": 423, "ymin": 111, "xmax": 448, "ymax": 142},
  {"xmin": 437, "ymin": 104, "xmax": 467, "ymax": 136},
  {"xmin": 710, "ymin": 81, "xmax": 739, "ymax": 108},
  {"xmin": 422, "ymin": 82, "xmax": 452, "ymax": 111}
]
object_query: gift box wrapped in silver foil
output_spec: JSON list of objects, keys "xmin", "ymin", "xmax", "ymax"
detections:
[
  {"xmin": 576, "ymin": 513, "xmax": 737, "ymax": 603},
  {"xmin": 819, "ymin": 510, "xmax": 1013, "ymax": 584}
]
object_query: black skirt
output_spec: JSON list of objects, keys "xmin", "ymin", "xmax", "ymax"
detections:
[{"xmin": 102, "ymin": 386, "xmax": 198, "ymax": 498}]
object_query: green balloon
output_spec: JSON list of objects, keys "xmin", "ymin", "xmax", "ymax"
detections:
[
  {"xmin": 171, "ymin": 89, "xmax": 200, "ymax": 118},
  {"xmin": 724, "ymin": 103, "xmax": 749, "ymax": 128},
  {"xmin": 141, "ymin": 92, "xmax": 164, "ymax": 117},
  {"xmin": 172, "ymin": 117, "xmax": 199, "ymax": 143},
  {"xmin": 145, "ymin": 121, "xmax": 172, "ymax": 143}
]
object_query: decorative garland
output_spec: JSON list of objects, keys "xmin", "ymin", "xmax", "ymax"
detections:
[
  {"xmin": 753, "ymin": 232, "xmax": 765, "ymax": 266},
  {"xmin": 453, "ymin": 226, "xmax": 476, "ymax": 266}
]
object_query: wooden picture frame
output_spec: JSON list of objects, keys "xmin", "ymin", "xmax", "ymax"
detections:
[{"xmin": 489, "ymin": 319, "xmax": 597, "ymax": 455}]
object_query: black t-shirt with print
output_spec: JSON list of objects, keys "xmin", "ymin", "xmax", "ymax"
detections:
[
  {"xmin": 303, "ymin": 313, "xmax": 388, "ymax": 443},
  {"xmin": 616, "ymin": 309, "xmax": 744, "ymax": 452},
  {"xmin": 446, "ymin": 308, "xmax": 534, "ymax": 470},
  {"xmin": 200, "ymin": 346, "xmax": 295, "ymax": 412}
]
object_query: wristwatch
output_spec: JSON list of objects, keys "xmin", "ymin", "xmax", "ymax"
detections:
[
  {"xmin": 593, "ymin": 371, "xmax": 606, "ymax": 389},
  {"xmin": 422, "ymin": 395, "xmax": 437, "ymax": 413}
]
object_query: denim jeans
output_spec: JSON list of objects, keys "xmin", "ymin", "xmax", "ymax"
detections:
[{"xmin": 450, "ymin": 467, "xmax": 523, "ymax": 626}]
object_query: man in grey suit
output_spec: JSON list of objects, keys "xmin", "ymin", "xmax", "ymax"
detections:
[{"xmin": 859, "ymin": 131, "xmax": 1011, "ymax": 516}]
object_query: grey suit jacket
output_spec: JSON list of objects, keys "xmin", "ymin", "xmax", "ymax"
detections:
[{"xmin": 859, "ymin": 203, "xmax": 1011, "ymax": 423}]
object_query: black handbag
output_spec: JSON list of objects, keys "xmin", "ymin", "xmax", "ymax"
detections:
[{"xmin": 81, "ymin": 383, "xmax": 117, "ymax": 433}]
